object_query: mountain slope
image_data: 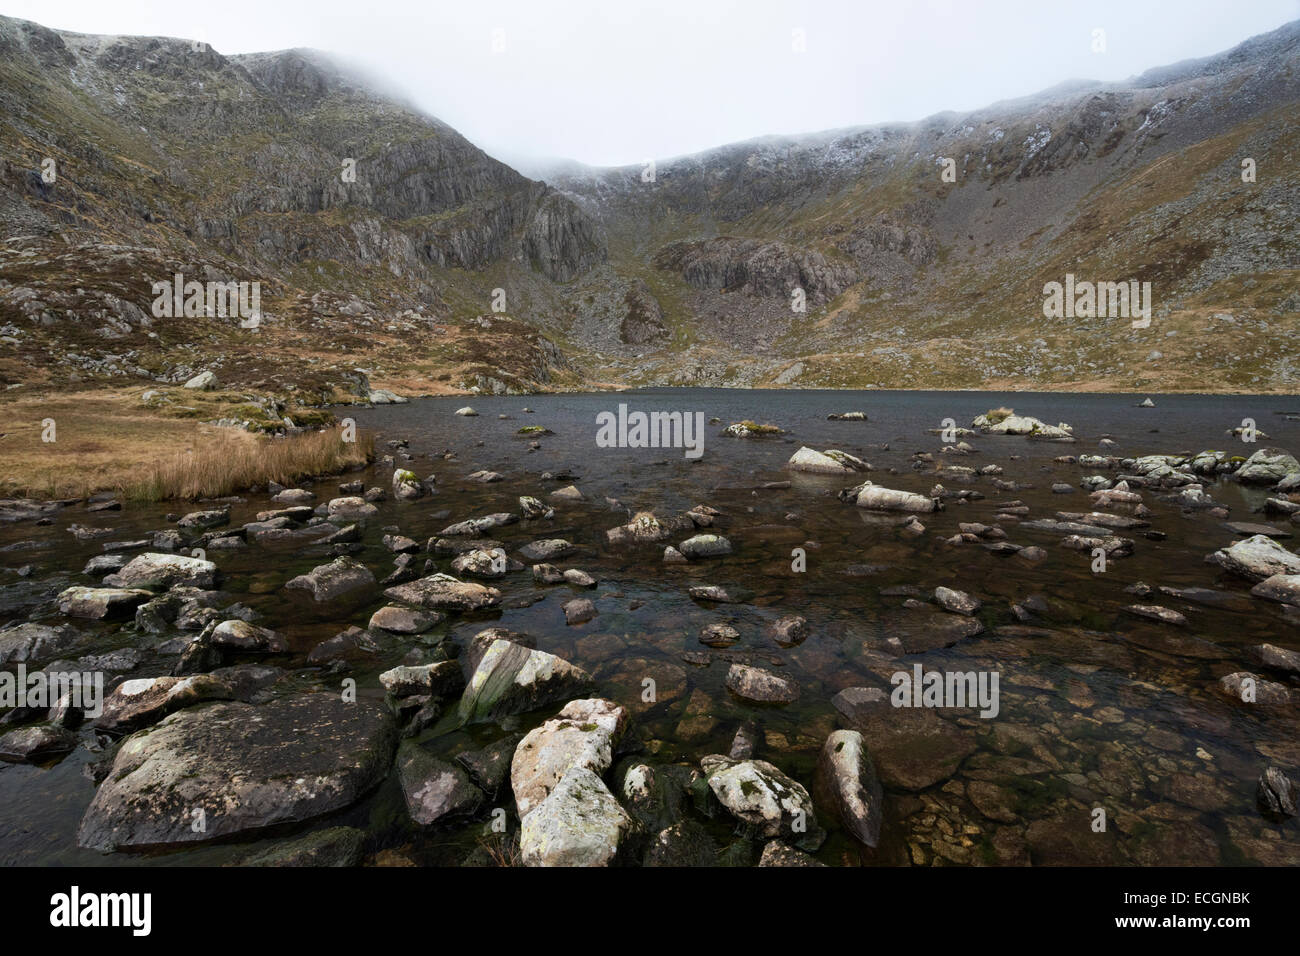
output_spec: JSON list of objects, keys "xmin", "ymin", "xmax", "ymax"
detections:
[{"xmin": 0, "ymin": 14, "xmax": 1296, "ymax": 397}]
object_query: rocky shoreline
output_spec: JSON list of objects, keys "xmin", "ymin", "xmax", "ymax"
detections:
[{"xmin": 0, "ymin": 401, "xmax": 1298, "ymax": 866}]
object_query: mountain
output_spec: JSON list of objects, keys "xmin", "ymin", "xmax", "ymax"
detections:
[{"xmin": 1, "ymin": 14, "xmax": 1297, "ymax": 398}]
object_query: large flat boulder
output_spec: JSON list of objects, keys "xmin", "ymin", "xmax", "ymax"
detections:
[
  {"xmin": 383, "ymin": 573, "xmax": 501, "ymax": 612},
  {"xmin": 77, "ymin": 695, "xmax": 397, "ymax": 851}
]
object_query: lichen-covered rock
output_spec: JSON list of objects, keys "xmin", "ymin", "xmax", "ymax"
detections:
[
  {"xmin": 512, "ymin": 698, "xmax": 628, "ymax": 818},
  {"xmin": 1236, "ymin": 448, "xmax": 1300, "ymax": 485},
  {"xmin": 379, "ymin": 660, "xmax": 463, "ymax": 699},
  {"xmin": 104, "ymin": 552, "xmax": 219, "ymax": 591},
  {"xmin": 397, "ymin": 741, "xmax": 484, "ymax": 825},
  {"xmin": 699, "ymin": 755, "xmax": 823, "ymax": 847},
  {"xmin": 519, "ymin": 766, "xmax": 632, "ymax": 867}
]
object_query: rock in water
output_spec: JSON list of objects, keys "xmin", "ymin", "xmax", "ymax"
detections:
[
  {"xmin": 520, "ymin": 766, "xmax": 632, "ymax": 867},
  {"xmin": 699, "ymin": 755, "xmax": 823, "ymax": 848},
  {"xmin": 457, "ymin": 639, "xmax": 593, "ymax": 723},
  {"xmin": 104, "ymin": 552, "xmax": 220, "ymax": 591},
  {"xmin": 849, "ymin": 484, "xmax": 940, "ymax": 513},
  {"xmin": 284, "ymin": 556, "xmax": 376, "ymax": 602},
  {"xmin": 397, "ymin": 742, "xmax": 484, "ymax": 825},
  {"xmin": 679, "ymin": 534, "xmax": 732, "ymax": 558},
  {"xmin": 815, "ymin": 730, "xmax": 883, "ymax": 847},
  {"xmin": 1235, "ymin": 448, "xmax": 1300, "ymax": 485},
  {"xmin": 787, "ymin": 446, "xmax": 854, "ymax": 475},
  {"xmin": 933, "ymin": 586, "xmax": 981, "ymax": 616},
  {"xmin": 57, "ymin": 586, "xmax": 152, "ymax": 620},
  {"xmin": 1257, "ymin": 766, "xmax": 1296, "ymax": 820},
  {"xmin": 383, "ymin": 573, "xmax": 501, "ymax": 611},
  {"xmin": 77, "ymin": 695, "xmax": 397, "ymax": 850},
  {"xmin": 725, "ymin": 663, "xmax": 799, "ymax": 703},
  {"xmin": 1209, "ymin": 535, "xmax": 1300, "ymax": 581}
]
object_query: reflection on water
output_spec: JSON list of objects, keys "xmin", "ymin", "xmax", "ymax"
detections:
[{"xmin": 1, "ymin": 389, "xmax": 1298, "ymax": 866}]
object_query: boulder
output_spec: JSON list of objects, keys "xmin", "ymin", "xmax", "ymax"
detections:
[
  {"xmin": 209, "ymin": 620, "xmax": 287, "ymax": 654},
  {"xmin": 679, "ymin": 534, "xmax": 732, "ymax": 558},
  {"xmin": 725, "ymin": 663, "xmax": 799, "ymax": 703},
  {"xmin": 326, "ymin": 497, "xmax": 379, "ymax": 519},
  {"xmin": 1209, "ymin": 535, "xmax": 1300, "ymax": 581},
  {"xmin": 379, "ymin": 660, "xmax": 463, "ymax": 699},
  {"xmin": 57, "ymin": 586, "xmax": 152, "ymax": 620},
  {"xmin": 934, "ymin": 586, "xmax": 981, "ymax": 616},
  {"xmin": 383, "ymin": 573, "xmax": 501, "ymax": 612},
  {"xmin": 1236, "ymin": 448, "xmax": 1300, "ymax": 485},
  {"xmin": 368, "ymin": 605, "xmax": 443, "ymax": 634},
  {"xmin": 1250, "ymin": 574, "xmax": 1300, "ymax": 605},
  {"xmin": 78, "ymin": 695, "xmax": 396, "ymax": 851},
  {"xmin": 519, "ymin": 766, "xmax": 632, "ymax": 867},
  {"xmin": 511, "ymin": 698, "xmax": 628, "ymax": 818},
  {"xmin": 699, "ymin": 755, "xmax": 823, "ymax": 846},
  {"xmin": 788, "ymin": 446, "xmax": 854, "ymax": 475},
  {"xmin": 848, "ymin": 484, "xmax": 940, "ymax": 513}
]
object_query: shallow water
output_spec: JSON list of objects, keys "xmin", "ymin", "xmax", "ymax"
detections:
[{"xmin": 2, "ymin": 388, "xmax": 1298, "ymax": 866}]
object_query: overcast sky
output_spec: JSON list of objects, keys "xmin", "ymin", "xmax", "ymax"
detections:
[{"xmin": 3, "ymin": 0, "xmax": 1298, "ymax": 167}]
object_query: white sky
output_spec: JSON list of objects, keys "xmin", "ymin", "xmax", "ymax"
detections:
[{"xmin": 3, "ymin": 0, "xmax": 1298, "ymax": 167}]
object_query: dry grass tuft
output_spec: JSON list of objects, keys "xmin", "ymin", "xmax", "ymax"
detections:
[{"xmin": 126, "ymin": 427, "xmax": 372, "ymax": 502}]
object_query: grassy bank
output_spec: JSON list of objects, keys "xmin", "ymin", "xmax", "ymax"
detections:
[{"xmin": 0, "ymin": 388, "xmax": 372, "ymax": 501}]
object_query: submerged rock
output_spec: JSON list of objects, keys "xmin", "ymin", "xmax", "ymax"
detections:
[
  {"xmin": 78, "ymin": 695, "xmax": 397, "ymax": 851},
  {"xmin": 725, "ymin": 663, "xmax": 799, "ymax": 703}
]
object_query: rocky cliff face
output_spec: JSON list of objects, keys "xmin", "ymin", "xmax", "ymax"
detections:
[
  {"xmin": 0, "ymin": 16, "xmax": 602, "ymax": 395},
  {"xmin": 1, "ymin": 14, "xmax": 1297, "ymax": 395}
]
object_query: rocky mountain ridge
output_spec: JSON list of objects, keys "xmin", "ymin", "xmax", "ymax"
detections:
[{"xmin": 0, "ymin": 14, "xmax": 1297, "ymax": 398}]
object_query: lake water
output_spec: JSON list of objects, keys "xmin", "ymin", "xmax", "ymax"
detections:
[{"xmin": 1, "ymin": 388, "xmax": 1298, "ymax": 866}]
